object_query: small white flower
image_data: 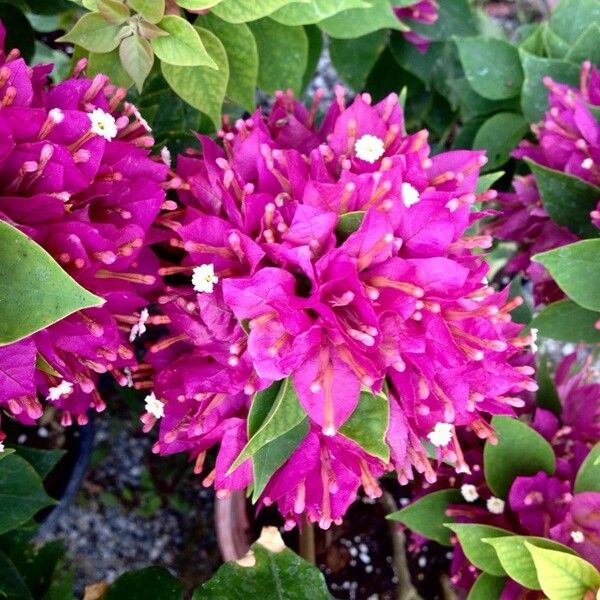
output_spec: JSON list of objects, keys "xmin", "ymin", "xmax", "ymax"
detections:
[
  {"xmin": 530, "ymin": 328, "xmax": 539, "ymax": 353},
  {"xmin": 571, "ymin": 530, "xmax": 585, "ymax": 544},
  {"xmin": 460, "ymin": 483, "xmax": 479, "ymax": 503},
  {"xmin": 486, "ymin": 496, "xmax": 505, "ymax": 514},
  {"xmin": 0, "ymin": 441, "xmax": 4, "ymax": 453},
  {"xmin": 89, "ymin": 108, "xmax": 117, "ymax": 141},
  {"xmin": 402, "ymin": 182, "xmax": 421, "ymax": 207},
  {"xmin": 354, "ymin": 134, "xmax": 385, "ymax": 163},
  {"xmin": 144, "ymin": 392, "xmax": 165, "ymax": 419},
  {"xmin": 49, "ymin": 107, "xmax": 64, "ymax": 124},
  {"xmin": 46, "ymin": 380, "xmax": 74, "ymax": 401},
  {"xmin": 161, "ymin": 146, "xmax": 172, "ymax": 167},
  {"xmin": 129, "ymin": 308, "xmax": 149, "ymax": 342},
  {"xmin": 192, "ymin": 264, "xmax": 219, "ymax": 293},
  {"xmin": 427, "ymin": 422, "xmax": 453, "ymax": 447},
  {"xmin": 582, "ymin": 158, "xmax": 594, "ymax": 170}
]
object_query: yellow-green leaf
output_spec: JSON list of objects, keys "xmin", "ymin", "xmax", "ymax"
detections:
[{"xmin": 57, "ymin": 12, "xmax": 121, "ymax": 53}]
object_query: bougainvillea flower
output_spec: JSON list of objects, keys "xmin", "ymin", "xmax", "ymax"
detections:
[
  {"xmin": 0, "ymin": 23, "xmax": 167, "ymax": 431},
  {"xmin": 394, "ymin": 0, "xmax": 439, "ymax": 52}
]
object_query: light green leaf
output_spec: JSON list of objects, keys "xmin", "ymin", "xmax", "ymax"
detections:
[
  {"xmin": 456, "ymin": 37, "xmax": 524, "ymax": 100},
  {"xmin": 527, "ymin": 159, "xmax": 600, "ymax": 239},
  {"xmin": 339, "ymin": 390, "xmax": 389, "ymax": 460},
  {"xmin": 530, "ymin": 300, "xmax": 600, "ymax": 344},
  {"xmin": 211, "ymin": 0, "xmax": 307, "ymax": 23},
  {"xmin": 543, "ymin": 25, "xmax": 570, "ymax": 58},
  {"xmin": 57, "ymin": 12, "xmax": 120, "ymax": 53},
  {"xmin": 533, "ymin": 240, "xmax": 600, "ymax": 311},
  {"xmin": 176, "ymin": 0, "xmax": 223, "ymax": 9},
  {"xmin": 319, "ymin": 0, "xmax": 407, "ymax": 39},
  {"xmin": 549, "ymin": 0, "xmax": 600, "ymax": 45},
  {"xmin": 88, "ymin": 48, "xmax": 133, "ymax": 88},
  {"xmin": 106, "ymin": 566, "xmax": 183, "ymax": 599},
  {"xmin": 152, "ymin": 15, "xmax": 217, "ymax": 67},
  {"xmin": 472, "ymin": 112, "xmax": 528, "ymax": 170},
  {"xmin": 476, "ymin": 171, "xmax": 504, "ymax": 193},
  {"xmin": 248, "ymin": 19, "xmax": 308, "ymax": 95},
  {"xmin": 446, "ymin": 524, "xmax": 513, "ymax": 576},
  {"xmin": 387, "ymin": 489, "xmax": 462, "ymax": 546},
  {"xmin": 483, "ymin": 415, "xmax": 555, "ymax": 498},
  {"xmin": 161, "ymin": 27, "xmax": 228, "ymax": 129},
  {"xmin": 128, "ymin": 0, "xmax": 164, "ymax": 24},
  {"xmin": 97, "ymin": 0, "xmax": 130, "ymax": 24},
  {"xmin": 526, "ymin": 542, "xmax": 600, "ymax": 599},
  {"xmin": 574, "ymin": 442, "xmax": 600, "ymax": 493},
  {"xmin": 466, "ymin": 573, "xmax": 505, "ymax": 600},
  {"xmin": 566, "ymin": 24, "xmax": 600, "ymax": 65},
  {"xmin": 35, "ymin": 353, "xmax": 61, "ymax": 377},
  {"xmin": 336, "ymin": 211, "xmax": 365, "ymax": 237},
  {"xmin": 0, "ymin": 220, "xmax": 103, "ymax": 346},
  {"xmin": 198, "ymin": 13, "xmax": 258, "ymax": 110},
  {"xmin": 271, "ymin": 0, "xmax": 370, "ymax": 26},
  {"xmin": 119, "ymin": 34, "xmax": 154, "ymax": 91}
]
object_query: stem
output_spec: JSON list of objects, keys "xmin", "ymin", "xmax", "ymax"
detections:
[{"xmin": 299, "ymin": 519, "xmax": 316, "ymax": 565}]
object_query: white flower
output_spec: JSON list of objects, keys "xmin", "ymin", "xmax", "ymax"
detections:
[
  {"xmin": 161, "ymin": 146, "xmax": 172, "ymax": 167},
  {"xmin": 427, "ymin": 422, "xmax": 453, "ymax": 447},
  {"xmin": 144, "ymin": 392, "xmax": 165, "ymax": 419},
  {"xmin": 402, "ymin": 182, "xmax": 421, "ymax": 207},
  {"xmin": 354, "ymin": 134, "xmax": 385, "ymax": 163},
  {"xmin": 89, "ymin": 108, "xmax": 117, "ymax": 141},
  {"xmin": 129, "ymin": 308, "xmax": 149, "ymax": 342},
  {"xmin": 0, "ymin": 441, "xmax": 4, "ymax": 453},
  {"xmin": 486, "ymin": 496, "xmax": 505, "ymax": 514},
  {"xmin": 530, "ymin": 328, "xmax": 539, "ymax": 353},
  {"xmin": 571, "ymin": 530, "xmax": 585, "ymax": 544},
  {"xmin": 460, "ymin": 484, "xmax": 479, "ymax": 503},
  {"xmin": 49, "ymin": 107, "xmax": 64, "ymax": 124},
  {"xmin": 46, "ymin": 380, "xmax": 73, "ymax": 401},
  {"xmin": 192, "ymin": 264, "xmax": 219, "ymax": 293},
  {"xmin": 582, "ymin": 158, "xmax": 594, "ymax": 170}
]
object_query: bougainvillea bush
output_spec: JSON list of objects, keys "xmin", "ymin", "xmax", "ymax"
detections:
[{"xmin": 1, "ymin": 0, "xmax": 600, "ymax": 598}]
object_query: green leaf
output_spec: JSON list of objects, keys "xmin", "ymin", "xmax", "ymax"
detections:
[
  {"xmin": 386, "ymin": 489, "xmax": 462, "ymax": 546},
  {"xmin": 529, "ymin": 300, "xmax": 600, "ymax": 344},
  {"xmin": 0, "ymin": 449, "xmax": 15, "ymax": 461},
  {"xmin": 161, "ymin": 27, "xmax": 228, "ymax": 129},
  {"xmin": 35, "ymin": 353, "xmax": 61, "ymax": 377},
  {"xmin": 549, "ymin": 0, "xmax": 600, "ymax": 45},
  {"xmin": 407, "ymin": 0, "xmax": 478, "ymax": 40},
  {"xmin": 301, "ymin": 25, "xmax": 324, "ymax": 92},
  {"xmin": 527, "ymin": 542, "xmax": 600, "ymax": 600},
  {"xmin": 0, "ymin": 454, "xmax": 55, "ymax": 535},
  {"xmin": 0, "ymin": 220, "xmax": 103, "ymax": 346},
  {"xmin": 97, "ymin": 0, "xmax": 130, "ymax": 24},
  {"xmin": 106, "ymin": 566, "xmax": 183, "ymax": 600},
  {"xmin": 152, "ymin": 15, "xmax": 217, "ymax": 67},
  {"xmin": 194, "ymin": 528, "xmax": 333, "ymax": 599},
  {"xmin": 485, "ymin": 536, "xmax": 577, "ymax": 590},
  {"xmin": 519, "ymin": 50, "xmax": 581, "ymax": 123},
  {"xmin": 472, "ymin": 112, "xmax": 528, "ymax": 171},
  {"xmin": 527, "ymin": 160, "xmax": 600, "ymax": 239},
  {"xmin": 0, "ymin": 549, "xmax": 31, "ymax": 600},
  {"xmin": 467, "ymin": 573, "xmax": 505, "ymax": 600},
  {"xmin": 329, "ymin": 30, "xmax": 388, "ymax": 91},
  {"xmin": 211, "ymin": 0, "xmax": 306, "ymax": 23},
  {"xmin": 336, "ymin": 211, "xmax": 365, "ymax": 237},
  {"xmin": 535, "ymin": 353, "xmax": 561, "ymax": 414},
  {"xmin": 476, "ymin": 171, "xmax": 504, "ymax": 194},
  {"xmin": 87, "ymin": 48, "xmax": 133, "ymax": 88},
  {"xmin": 533, "ymin": 240, "xmax": 600, "ymax": 311},
  {"xmin": 128, "ymin": 0, "xmax": 164, "ymax": 23},
  {"xmin": 248, "ymin": 381, "xmax": 283, "ymax": 437},
  {"xmin": 456, "ymin": 37, "xmax": 523, "ymax": 100},
  {"xmin": 119, "ymin": 34, "xmax": 154, "ymax": 91},
  {"xmin": 0, "ymin": 3, "xmax": 35, "ymax": 61},
  {"xmin": 543, "ymin": 25, "xmax": 570, "ymax": 59},
  {"xmin": 57, "ymin": 12, "xmax": 121, "ymax": 53},
  {"xmin": 574, "ymin": 442, "xmax": 600, "ymax": 493},
  {"xmin": 248, "ymin": 19, "xmax": 308, "ymax": 95},
  {"xmin": 483, "ymin": 415, "xmax": 555, "ymax": 498},
  {"xmin": 197, "ymin": 14, "xmax": 258, "ymax": 110},
  {"xmin": 566, "ymin": 24, "xmax": 600, "ymax": 65},
  {"xmin": 176, "ymin": 0, "xmax": 223, "ymax": 9},
  {"xmin": 446, "ymin": 524, "xmax": 513, "ymax": 576},
  {"xmin": 339, "ymin": 391, "xmax": 389, "ymax": 460},
  {"xmin": 271, "ymin": 0, "xmax": 370, "ymax": 25},
  {"xmin": 319, "ymin": 0, "xmax": 407, "ymax": 39},
  {"xmin": 12, "ymin": 447, "xmax": 65, "ymax": 480}
]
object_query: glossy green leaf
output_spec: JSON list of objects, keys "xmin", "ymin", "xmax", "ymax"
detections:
[
  {"xmin": 197, "ymin": 14, "xmax": 258, "ymax": 110},
  {"xmin": 119, "ymin": 34, "xmax": 154, "ymax": 91},
  {"xmin": 476, "ymin": 171, "xmax": 504, "ymax": 194},
  {"xmin": 97, "ymin": 0, "xmax": 130, "ymax": 24},
  {"xmin": 0, "ymin": 4, "xmax": 35, "ymax": 61},
  {"xmin": 456, "ymin": 37, "xmax": 523, "ymax": 100},
  {"xmin": 129, "ymin": 0, "xmax": 164, "ymax": 23},
  {"xmin": 0, "ymin": 220, "xmax": 104, "ymax": 345},
  {"xmin": 271, "ymin": 0, "xmax": 370, "ymax": 25},
  {"xmin": 527, "ymin": 160, "xmax": 600, "ymax": 239},
  {"xmin": 12, "ymin": 446, "xmax": 65, "ymax": 480},
  {"xmin": 339, "ymin": 391, "xmax": 389, "ymax": 460},
  {"xmin": 247, "ymin": 381, "xmax": 282, "ymax": 437},
  {"xmin": 319, "ymin": 0, "xmax": 407, "ymax": 39},
  {"xmin": 152, "ymin": 15, "xmax": 217, "ymax": 67},
  {"xmin": 0, "ymin": 549, "xmax": 31, "ymax": 600},
  {"xmin": 535, "ymin": 353, "xmax": 561, "ymax": 414},
  {"xmin": 161, "ymin": 28, "xmax": 228, "ymax": 129},
  {"xmin": 574, "ymin": 442, "xmax": 600, "ymax": 493},
  {"xmin": 106, "ymin": 566, "xmax": 183, "ymax": 600},
  {"xmin": 336, "ymin": 211, "xmax": 365, "ymax": 237},
  {"xmin": 446, "ymin": 524, "xmax": 512, "ymax": 576},
  {"xmin": 549, "ymin": 0, "xmax": 600, "ymax": 45},
  {"xmin": 467, "ymin": 573, "xmax": 505, "ymax": 600},
  {"xmin": 484, "ymin": 415, "xmax": 555, "ymax": 498},
  {"xmin": 57, "ymin": 12, "xmax": 120, "ymax": 53},
  {"xmin": 249, "ymin": 19, "xmax": 308, "ymax": 95},
  {"xmin": 301, "ymin": 25, "xmax": 324, "ymax": 91},
  {"xmin": 529, "ymin": 300, "xmax": 600, "ymax": 344},
  {"xmin": 0, "ymin": 455, "xmax": 55, "ymax": 535},
  {"xmin": 88, "ymin": 48, "xmax": 133, "ymax": 88},
  {"xmin": 387, "ymin": 489, "xmax": 462, "ymax": 546},
  {"xmin": 211, "ymin": 0, "xmax": 306, "ymax": 23},
  {"xmin": 472, "ymin": 112, "xmax": 528, "ymax": 171},
  {"xmin": 519, "ymin": 50, "xmax": 580, "ymax": 122},
  {"xmin": 329, "ymin": 30, "xmax": 388, "ymax": 91},
  {"xmin": 566, "ymin": 24, "xmax": 600, "ymax": 65}
]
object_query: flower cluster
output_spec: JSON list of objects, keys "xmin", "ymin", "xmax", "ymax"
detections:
[
  {"xmin": 145, "ymin": 87, "xmax": 535, "ymax": 528},
  {"xmin": 0, "ymin": 24, "xmax": 168, "ymax": 433},
  {"xmin": 487, "ymin": 61, "xmax": 600, "ymax": 304},
  {"xmin": 394, "ymin": 0, "xmax": 439, "ymax": 52}
]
